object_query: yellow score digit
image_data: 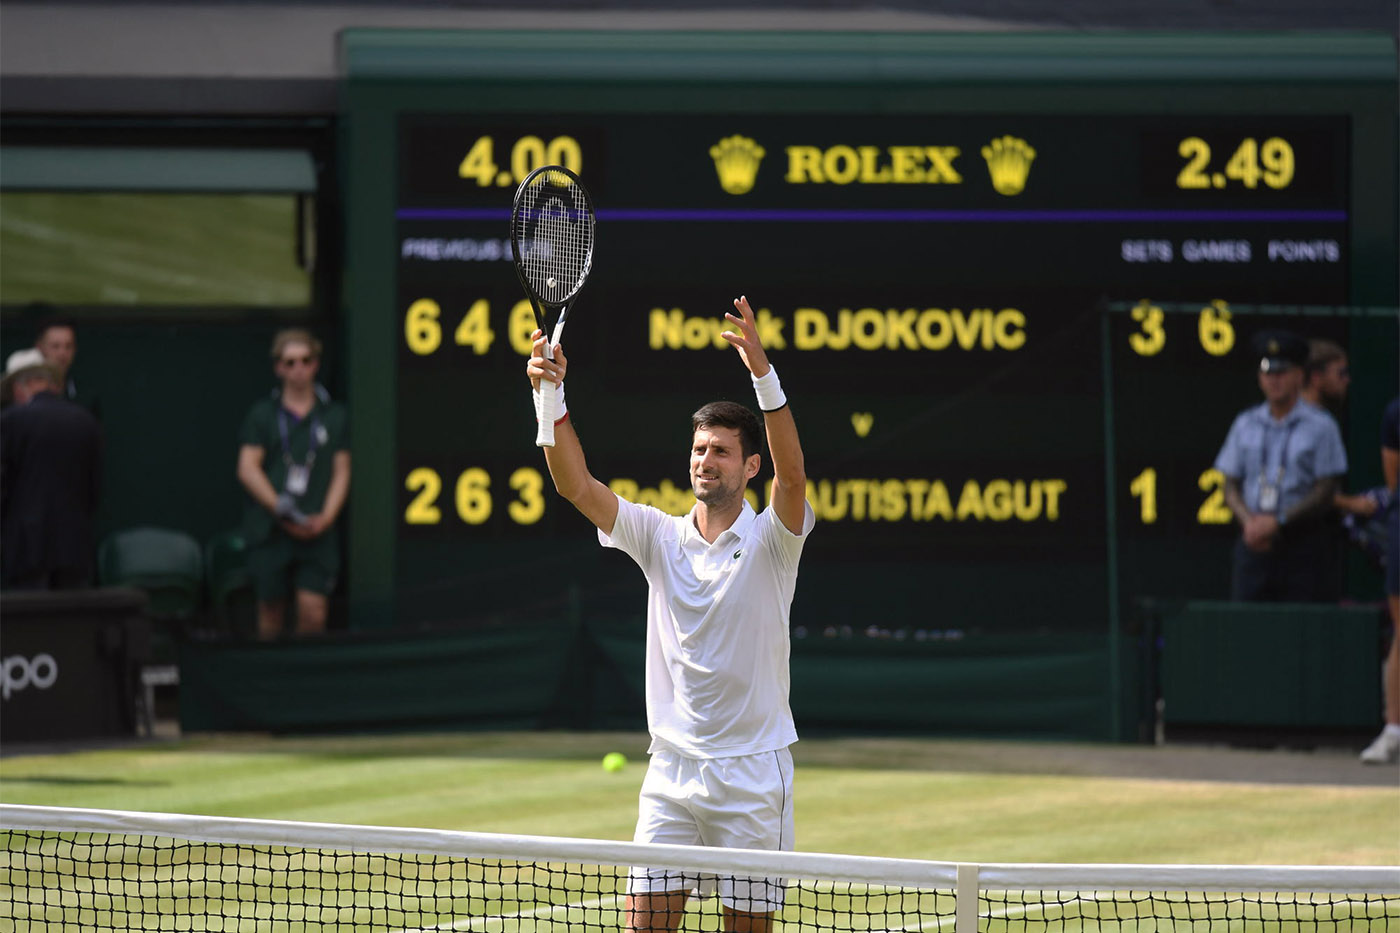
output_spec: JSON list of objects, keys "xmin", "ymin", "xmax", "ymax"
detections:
[
  {"xmin": 404, "ymin": 468, "xmax": 443, "ymax": 524},
  {"xmin": 405, "ymin": 299, "xmax": 443, "ymax": 355},
  {"xmin": 1197, "ymin": 300, "xmax": 1235, "ymax": 356},
  {"xmin": 1128, "ymin": 300, "xmax": 1165, "ymax": 357},
  {"xmin": 1128, "ymin": 468, "xmax": 1158, "ymax": 524},
  {"xmin": 1196, "ymin": 469, "xmax": 1233, "ymax": 525},
  {"xmin": 508, "ymin": 467, "xmax": 546, "ymax": 525},
  {"xmin": 458, "ymin": 136, "xmax": 499, "ymax": 187},
  {"xmin": 455, "ymin": 468, "xmax": 492, "ymax": 524},
  {"xmin": 1176, "ymin": 137, "xmax": 1211, "ymax": 190},
  {"xmin": 1259, "ymin": 137, "xmax": 1294, "ymax": 189},
  {"xmin": 454, "ymin": 299, "xmax": 495, "ymax": 355}
]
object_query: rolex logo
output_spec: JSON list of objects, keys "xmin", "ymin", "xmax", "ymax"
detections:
[
  {"xmin": 709, "ymin": 135, "xmax": 766, "ymax": 195},
  {"xmin": 980, "ymin": 135, "xmax": 1036, "ymax": 196}
]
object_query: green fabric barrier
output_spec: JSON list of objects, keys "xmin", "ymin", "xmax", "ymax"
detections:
[
  {"xmin": 179, "ymin": 623, "xmax": 578, "ymax": 733},
  {"xmin": 587, "ymin": 619, "xmax": 1117, "ymax": 741},
  {"xmin": 789, "ymin": 632, "xmax": 1113, "ymax": 740},
  {"xmin": 181, "ymin": 620, "xmax": 1123, "ymax": 739},
  {"xmin": 1159, "ymin": 601, "xmax": 1385, "ymax": 729}
]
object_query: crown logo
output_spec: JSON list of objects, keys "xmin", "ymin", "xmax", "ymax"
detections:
[
  {"xmin": 709, "ymin": 135, "xmax": 766, "ymax": 195},
  {"xmin": 981, "ymin": 135, "xmax": 1036, "ymax": 196}
]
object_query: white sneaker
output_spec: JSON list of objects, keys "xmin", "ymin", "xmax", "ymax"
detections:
[{"xmin": 1359, "ymin": 729, "xmax": 1400, "ymax": 764}]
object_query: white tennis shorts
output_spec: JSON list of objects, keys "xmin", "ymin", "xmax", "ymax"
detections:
[{"xmin": 628, "ymin": 746, "xmax": 795, "ymax": 913}]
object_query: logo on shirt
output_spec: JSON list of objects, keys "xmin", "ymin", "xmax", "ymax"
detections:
[{"xmin": 732, "ymin": 549, "xmax": 743, "ymax": 561}]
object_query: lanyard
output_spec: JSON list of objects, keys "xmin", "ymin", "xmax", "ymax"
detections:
[
  {"xmin": 277, "ymin": 406, "xmax": 324, "ymax": 471},
  {"xmin": 1258, "ymin": 417, "xmax": 1297, "ymax": 488}
]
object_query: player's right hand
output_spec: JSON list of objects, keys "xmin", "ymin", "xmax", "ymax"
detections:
[{"xmin": 526, "ymin": 329, "xmax": 567, "ymax": 390}]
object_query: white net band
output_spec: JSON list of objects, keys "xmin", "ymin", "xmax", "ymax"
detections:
[{"xmin": 3, "ymin": 805, "xmax": 1396, "ymax": 932}]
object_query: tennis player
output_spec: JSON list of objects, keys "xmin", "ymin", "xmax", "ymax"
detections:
[{"xmin": 526, "ymin": 295, "xmax": 814, "ymax": 933}]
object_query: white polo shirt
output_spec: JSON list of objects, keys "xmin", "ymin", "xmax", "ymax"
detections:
[{"xmin": 600, "ymin": 494, "xmax": 815, "ymax": 759}]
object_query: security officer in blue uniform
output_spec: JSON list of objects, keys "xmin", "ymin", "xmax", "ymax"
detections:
[{"xmin": 1215, "ymin": 329, "xmax": 1348, "ymax": 602}]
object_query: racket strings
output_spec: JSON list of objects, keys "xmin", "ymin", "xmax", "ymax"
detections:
[{"xmin": 513, "ymin": 170, "xmax": 594, "ymax": 303}]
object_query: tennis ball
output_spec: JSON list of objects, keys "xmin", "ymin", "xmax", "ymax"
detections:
[{"xmin": 602, "ymin": 752, "xmax": 627, "ymax": 773}]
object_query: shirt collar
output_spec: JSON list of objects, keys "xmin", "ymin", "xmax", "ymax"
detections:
[
  {"xmin": 682, "ymin": 498, "xmax": 757, "ymax": 548},
  {"xmin": 1253, "ymin": 400, "xmax": 1304, "ymax": 427}
]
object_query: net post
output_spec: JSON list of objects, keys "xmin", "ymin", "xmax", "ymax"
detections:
[
  {"xmin": 955, "ymin": 862, "xmax": 979, "ymax": 933},
  {"xmin": 1099, "ymin": 298, "xmax": 1124, "ymax": 742}
]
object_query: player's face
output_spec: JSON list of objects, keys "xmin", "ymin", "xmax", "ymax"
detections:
[
  {"xmin": 36, "ymin": 326, "xmax": 75, "ymax": 375},
  {"xmin": 690, "ymin": 425, "xmax": 758, "ymax": 506},
  {"xmin": 276, "ymin": 341, "xmax": 320, "ymax": 390}
]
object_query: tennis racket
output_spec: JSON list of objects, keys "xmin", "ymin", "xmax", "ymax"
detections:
[{"xmin": 510, "ymin": 165, "xmax": 596, "ymax": 447}]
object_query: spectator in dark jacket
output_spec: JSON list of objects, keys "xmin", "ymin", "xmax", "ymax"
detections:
[{"xmin": 1, "ymin": 348, "xmax": 102, "ymax": 589}]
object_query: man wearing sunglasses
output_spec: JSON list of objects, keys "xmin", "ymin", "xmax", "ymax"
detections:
[{"xmin": 237, "ymin": 329, "xmax": 351, "ymax": 638}]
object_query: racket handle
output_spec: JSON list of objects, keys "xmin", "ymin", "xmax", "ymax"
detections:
[
  {"xmin": 536, "ymin": 391, "xmax": 557, "ymax": 447},
  {"xmin": 536, "ymin": 343, "xmax": 558, "ymax": 447}
]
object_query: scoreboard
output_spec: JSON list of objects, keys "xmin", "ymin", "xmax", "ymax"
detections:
[{"xmin": 341, "ymin": 32, "xmax": 1398, "ymax": 638}]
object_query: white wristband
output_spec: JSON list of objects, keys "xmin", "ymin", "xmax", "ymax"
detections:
[
  {"xmin": 752, "ymin": 366, "xmax": 787, "ymax": 412},
  {"xmin": 533, "ymin": 380, "xmax": 567, "ymax": 424}
]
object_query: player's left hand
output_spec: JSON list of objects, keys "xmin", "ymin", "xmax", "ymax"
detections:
[{"xmin": 721, "ymin": 295, "xmax": 770, "ymax": 377}]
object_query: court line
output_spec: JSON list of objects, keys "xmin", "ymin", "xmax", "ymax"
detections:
[{"xmin": 390, "ymin": 893, "xmax": 623, "ymax": 933}]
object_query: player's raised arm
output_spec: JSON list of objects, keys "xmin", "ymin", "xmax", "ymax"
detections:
[
  {"xmin": 526, "ymin": 329, "xmax": 618, "ymax": 536},
  {"xmin": 722, "ymin": 295, "xmax": 807, "ymax": 534}
]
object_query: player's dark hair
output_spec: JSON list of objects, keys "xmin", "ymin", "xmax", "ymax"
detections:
[{"xmin": 691, "ymin": 400, "xmax": 764, "ymax": 461}]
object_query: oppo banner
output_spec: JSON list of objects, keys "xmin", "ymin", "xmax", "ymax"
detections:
[{"xmin": 0, "ymin": 590, "xmax": 148, "ymax": 742}]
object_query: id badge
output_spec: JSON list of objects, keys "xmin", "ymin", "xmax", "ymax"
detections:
[
  {"xmin": 1258, "ymin": 479, "xmax": 1279, "ymax": 513},
  {"xmin": 285, "ymin": 464, "xmax": 310, "ymax": 496}
]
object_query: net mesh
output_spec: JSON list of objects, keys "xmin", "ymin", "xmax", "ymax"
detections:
[
  {"xmin": 2, "ymin": 808, "xmax": 1396, "ymax": 932},
  {"xmin": 511, "ymin": 168, "xmax": 594, "ymax": 305},
  {"xmin": 977, "ymin": 889, "xmax": 1396, "ymax": 932}
]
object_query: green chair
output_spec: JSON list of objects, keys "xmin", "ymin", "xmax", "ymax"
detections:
[
  {"xmin": 98, "ymin": 526, "xmax": 204, "ymax": 623},
  {"xmin": 206, "ymin": 530, "xmax": 256, "ymax": 638},
  {"xmin": 97, "ymin": 526, "xmax": 205, "ymax": 731}
]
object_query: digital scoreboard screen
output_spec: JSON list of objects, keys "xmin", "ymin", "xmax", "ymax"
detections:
[{"xmin": 388, "ymin": 110, "xmax": 1360, "ymax": 631}]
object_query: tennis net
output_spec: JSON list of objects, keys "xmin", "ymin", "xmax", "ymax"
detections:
[{"xmin": 2, "ymin": 804, "xmax": 1396, "ymax": 932}]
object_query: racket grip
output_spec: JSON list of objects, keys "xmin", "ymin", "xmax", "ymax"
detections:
[{"xmin": 536, "ymin": 376, "xmax": 558, "ymax": 448}]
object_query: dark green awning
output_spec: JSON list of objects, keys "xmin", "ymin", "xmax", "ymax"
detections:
[{"xmin": 0, "ymin": 147, "xmax": 316, "ymax": 193}]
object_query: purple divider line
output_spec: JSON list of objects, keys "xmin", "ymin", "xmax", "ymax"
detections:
[{"xmin": 396, "ymin": 207, "xmax": 1347, "ymax": 223}]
